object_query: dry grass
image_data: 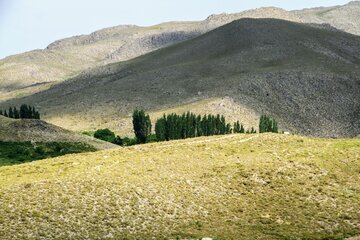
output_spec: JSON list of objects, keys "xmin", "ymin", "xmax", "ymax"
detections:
[{"xmin": 0, "ymin": 133, "xmax": 359, "ymax": 239}]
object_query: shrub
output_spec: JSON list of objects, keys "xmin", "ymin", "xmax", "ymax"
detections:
[
  {"xmin": 94, "ymin": 129, "xmax": 116, "ymax": 143},
  {"xmin": 147, "ymin": 134, "xmax": 158, "ymax": 143},
  {"xmin": 122, "ymin": 137, "xmax": 137, "ymax": 146},
  {"xmin": 34, "ymin": 146, "xmax": 45, "ymax": 155},
  {"xmin": 112, "ymin": 136, "xmax": 124, "ymax": 146}
]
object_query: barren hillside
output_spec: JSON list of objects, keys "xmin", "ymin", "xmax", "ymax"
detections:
[
  {"xmin": 294, "ymin": 1, "xmax": 360, "ymax": 36},
  {"xmin": 2, "ymin": 18, "xmax": 359, "ymax": 137},
  {"xmin": 1, "ymin": 2, "xmax": 359, "ymax": 101}
]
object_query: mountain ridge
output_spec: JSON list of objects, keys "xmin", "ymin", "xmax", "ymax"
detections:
[
  {"xmin": 2, "ymin": 18, "xmax": 359, "ymax": 138},
  {"xmin": 1, "ymin": 2, "xmax": 359, "ymax": 101}
]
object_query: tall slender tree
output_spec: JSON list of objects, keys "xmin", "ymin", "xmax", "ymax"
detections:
[
  {"xmin": 132, "ymin": 109, "xmax": 152, "ymax": 143},
  {"xmin": 8, "ymin": 107, "xmax": 14, "ymax": 118},
  {"xmin": 13, "ymin": 107, "xmax": 20, "ymax": 119},
  {"xmin": 259, "ymin": 115, "xmax": 278, "ymax": 133}
]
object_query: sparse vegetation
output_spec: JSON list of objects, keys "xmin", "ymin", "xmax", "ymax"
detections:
[{"xmin": 0, "ymin": 134, "xmax": 358, "ymax": 239}]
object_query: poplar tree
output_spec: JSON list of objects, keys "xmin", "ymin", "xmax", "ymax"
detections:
[
  {"xmin": 132, "ymin": 109, "xmax": 152, "ymax": 143},
  {"xmin": 155, "ymin": 117, "xmax": 167, "ymax": 141},
  {"xmin": 8, "ymin": 107, "xmax": 14, "ymax": 118},
  {"xmin": 14, "ymin": 107, "xmax": 20, "ymax": 119},
  {"xmin": 259, "ymin": 115, "xmax": 278, "ymax": 133}
]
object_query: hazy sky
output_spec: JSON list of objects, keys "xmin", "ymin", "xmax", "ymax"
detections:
[{"xmin": 0, "ymin": 0, "xmax": 351, "ymax": 58}]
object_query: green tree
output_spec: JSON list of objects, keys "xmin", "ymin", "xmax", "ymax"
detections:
[
  {"xmin": 155, "ymin": 117, "xmax": 167, "ymax": 141},
  {"xmin": 94, "ymin": 129, "xmax": 116, "ymax": 143},
  {"xmin": 13, "ymin": 108, "xmax": 20, "ymax": 119},
  {"xmin": 132, "ymin": 109, "xmax": 152, "ymax": 143},
  {"xmin": 112, "ymin": 136, "xmax": 124, "ymax": 146},
  {"xmin": 8, "ymin": 107, "xmax": 14, "ymax": 118},
  {"xmin": 259, "ymin": 115, "xmax": 278, "ymax": 133},
  {"xmin": 226, "ymin": 123, "xmax": 232, "ymax": 134},
  {"xmin": 35, "ymin": 110, "xmax": 40, "ymax": 119},
  {"xmin": 20, "ymin": 104, "xmax": 29, "ymax": 119},
  {"xmin": 233, "ymin": 121, "xmax": 240, "ymax": 133}
]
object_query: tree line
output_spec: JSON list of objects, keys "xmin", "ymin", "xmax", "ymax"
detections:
[
  {"xmin": 155, "ymin": 112, "xmax": 234, "ymax": 141},
  {"xmin": 0, "ymin": 104, "xmax": 40, "ymax": 119},
  {"xmin": 93, "ymin": 110, "xmax": 279, "ymax": 146}
]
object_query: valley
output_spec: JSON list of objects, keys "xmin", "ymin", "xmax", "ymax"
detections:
[{"xmin": 0, "ymin": 2, "xmax": 359, "ymax": 239}]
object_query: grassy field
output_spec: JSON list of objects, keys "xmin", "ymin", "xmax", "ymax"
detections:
[
  {"xmin": 0, "ymin": 141, "xmax": 96, "ymax": 166},
  {"xmin": 0, "ymin": 133, "xmax": 359, "ymax": 239}
]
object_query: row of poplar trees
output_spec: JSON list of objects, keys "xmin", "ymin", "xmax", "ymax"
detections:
[
  {"xmin": 0, "ymin": 104, "xmax": 40, "ymax": 119},
  {"xmin": 132, "ymin": 110, "xmax": 278, "ymax": 144},
  {"xmin": 155, "ymin": 112, "xmax": 235, "ymax": 141},
  {"xmin": 259, "ymin": 115, "xmax": 278, "ymax": 133}
]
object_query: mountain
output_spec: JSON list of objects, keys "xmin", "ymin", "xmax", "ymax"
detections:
[
  {"xmin": 0, "ymin": 133, "xmax": 359, "ymax": 239},
  {"xmin": 0, "ymin": 115, "xmax": 117, "ymax": 150},
  {"xmin": 2, "ymin": 18, "xmax": 359, "ymax": 138},
  {"xmin": 0, "ymin": 7, "xmax": 300, "ymax": 101},
  {"xmin": 1, "ymin": 2, "xmax": 359, "ymax": 101},
  {"xmin": 294, "ymin": 1, "xmax": 360, "ymax": 36}
]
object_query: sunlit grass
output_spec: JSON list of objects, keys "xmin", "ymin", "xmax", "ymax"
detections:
[{"xmin": 0, "ymin": 134, "xmax": 359, "ymax": 239}]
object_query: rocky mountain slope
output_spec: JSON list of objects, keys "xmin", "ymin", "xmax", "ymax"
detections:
[
  {"xmin": 0, "ymin": 115, "xmax": 117, "ymax": 150},
  {"xmin": 294, "ymin": 1, "xmax": 360, "ymax": 36},
  {"xmin": 0, "ymin": 134, "xmax": 359, "ymax": 239},
  {"xmin": 1, "ymin": 2, "xmax": 359, "ymax": 101},
  {"xmin": 2, "ymin": 18, "xmax": 359, "ymax": 138}
]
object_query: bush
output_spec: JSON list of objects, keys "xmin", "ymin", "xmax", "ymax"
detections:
[
  {"xmin": 34, "ymin": 146, "xmax": 45, "ymax": 155},
  {"xmin": 147, "ymin": 134, "xmax": 158, "ymax": 143},
  {"xmin": 112, "ymin": 136, "xmax": 124, "ymax": 146},
  {"xmin": 94, "ymin": 129, "xmax": 116, "ymax": 143},
  {"xmin": 122, "ymin": 137, "xmax": 137, "ymax": 146}
]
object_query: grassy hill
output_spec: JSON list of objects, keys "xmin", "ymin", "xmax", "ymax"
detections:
[
  {"xmin": 0, "ymin": 115, "xmax": 118, "ymax": 165},
  {"xmin": 3, "ymin": 18, "xmax": 359, "ymax": 138},
  {"xmin": 0, "ymin": 115, "xmax": 117, "ymax": 150},
  {"xmin": 0, "ymin": 133, "xmax": 359, "ymax": 239}
]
